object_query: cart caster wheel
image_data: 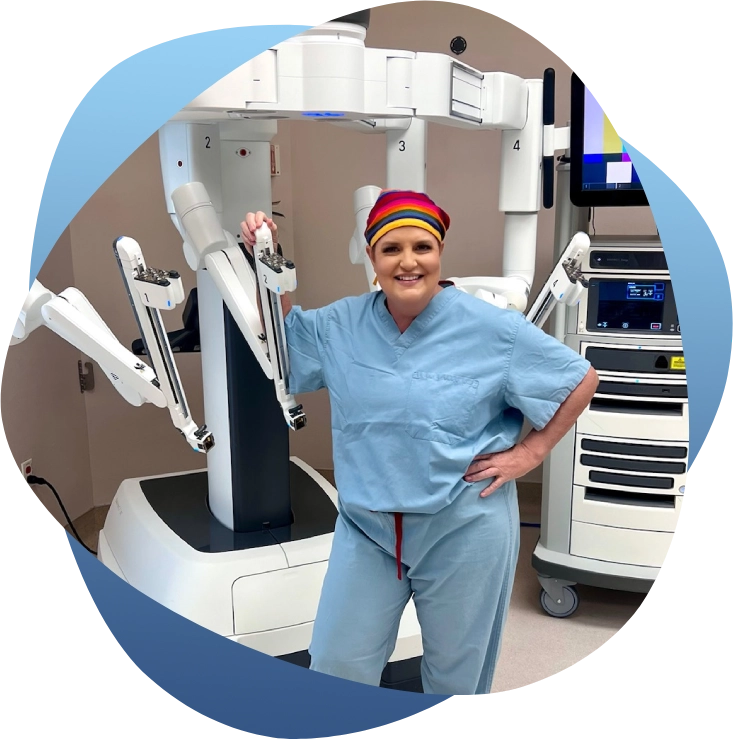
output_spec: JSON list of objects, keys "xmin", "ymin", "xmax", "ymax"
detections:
[{"xmin": 539, "ymin": 585, "xmax": 579, "ymax": 618}]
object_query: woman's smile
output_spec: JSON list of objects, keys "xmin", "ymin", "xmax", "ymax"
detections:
[{"xmin": 395, "ymin": 274, "xmax": 424, "ymax": 285}]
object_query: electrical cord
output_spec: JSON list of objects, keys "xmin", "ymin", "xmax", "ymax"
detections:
[{"xmin": 26, "ymin": 475, "xmax": 97, "ymax": 555}]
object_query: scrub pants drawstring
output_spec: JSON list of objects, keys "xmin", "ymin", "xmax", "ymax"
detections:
[{"xmin": 394, "ymin": 512, "xmax": 403, "ymax": 580}]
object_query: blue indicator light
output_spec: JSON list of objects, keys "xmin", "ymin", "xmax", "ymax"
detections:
[
  {"xmin": 301, "ymin": 111, "xmax": 346, "ymax": 117},
  {"xmin": 167, "ymin": 300, "xmax": 171, "ymax": 307}
]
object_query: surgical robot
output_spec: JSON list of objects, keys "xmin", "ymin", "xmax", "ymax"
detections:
[{"xmin": 13, "ymin": 13, "xmax": 591, "ymax": 690}]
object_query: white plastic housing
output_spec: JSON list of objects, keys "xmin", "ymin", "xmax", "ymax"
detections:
[
  {"xmin": 115, "ymin": 235, "xmax": 187, "ymax": 313},
  {"xmin": 386, "ymin": 117, "xmax": 427, "ymax": 191},
  {"xmin": 41, "ymin": 292, "xmax": 166, "ymax": 408},
  {"xmin": 11, "ymin": 280, "xmax": 54, "ymax": 344},
  {"xmin": 98, "ymin": 460, "xmax": 423, "ymax": 664},
  {"xmin": 172, "ymin": 25, "xmax": 531, "ymax": 131},
  {"xmin": 499, "ymin": 79, "xmax": 543, "ymax": 213},
  {"xmin": 59, "ymin": 287, "xmax": 149, "ymax": 407},
  {"xmin": 172, "ymin": 182, "xmax": 230, "ymax": 269},
  {"xmin": 349, "ymin": 185, "xmax": 381, "ymax": 290},
  {"xmin": 159, "ymin": 122, "xmax": 223, "ymax": 218}
]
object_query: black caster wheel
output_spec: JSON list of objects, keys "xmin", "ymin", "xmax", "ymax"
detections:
[{"xmin": 539, "ymin": 585, "xmax": 579, "ymax": 618}]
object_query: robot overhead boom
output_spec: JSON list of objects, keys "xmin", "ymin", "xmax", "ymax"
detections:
[{"xmin": 174, "ymin": 23, "xmax": 530, "ymax": 131}]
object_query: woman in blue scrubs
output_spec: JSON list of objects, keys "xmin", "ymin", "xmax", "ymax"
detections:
[{"xmin": 241, "ymin": 191, "xmax": 598, "ymax": 695}]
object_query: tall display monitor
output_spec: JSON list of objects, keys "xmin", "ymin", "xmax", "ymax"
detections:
[{"xmin": 569, "ymin": 73, "xmax": 649, "ymax": 208}]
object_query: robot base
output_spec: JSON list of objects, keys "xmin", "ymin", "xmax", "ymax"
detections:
[
  {"xmin": 98, "ymin": 457, "xmax": 423, "ymax": 691},
  {"xmin": 533, "ymin": 542, "xmax": 655, "ymax": 618}
]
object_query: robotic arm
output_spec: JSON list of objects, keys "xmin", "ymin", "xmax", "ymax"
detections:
[
  {"xmin": 12, "ymin": 280, "xmax": 167, "ymax": 409},
  {"xmin": 12, "ymin": 245, "xmax": 216, "ymax": 453},
  {"xmin": 253, "ymin": 224, "xmax": 306, "ymax": 430},
  {"xmin": 113, "ymin": 236, "xmax": 214, "ymax": 452},
  {"xmin": 171, "ymin": 181, "xmax": 306, "ymax": 431},
  {"xmin": 526, "ymin": 232, "xmax": 590, "ymax": 328}
]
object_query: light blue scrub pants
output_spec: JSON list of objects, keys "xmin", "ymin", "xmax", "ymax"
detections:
[{"xmin": 309, "ymin": 482, "xmax": 520, "ymax": 695}]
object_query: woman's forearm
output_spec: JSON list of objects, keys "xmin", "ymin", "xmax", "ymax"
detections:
[
  {"xmin": 520, "ymin": 367, "xmax": 599, "ymax": 463},
  {"xmin": 281, "ymin": 293, "xmax": 293, "ymax": 319}
]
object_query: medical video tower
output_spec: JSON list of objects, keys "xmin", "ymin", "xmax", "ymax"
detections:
[{"xmin": 534, "ymin": 156, "xmax": 688, "ymax": 617}]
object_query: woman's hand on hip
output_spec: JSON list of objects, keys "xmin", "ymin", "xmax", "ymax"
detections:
[
  {"xmin": 463, "ymin": 443, "xmax": 543, "ymax": 497},
  {"xmin": 240, "ymin": 212, "xmax": 278, "ymax": 254}
]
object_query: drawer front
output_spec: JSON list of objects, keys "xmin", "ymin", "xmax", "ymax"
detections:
[
  {"xmin": 571, "ymin": 485, "xmax": 681, "ymax": 532},
  {"xmin": 570, "ymin": 520, "xmax": 673, "ymax": 568},
  {"xmin": 233, "ymin": 561, "xmax": 327, "ymax": 635},
  {"xmin": 577, "ymin": 401, "xmax": 688, "ymax": 441}
]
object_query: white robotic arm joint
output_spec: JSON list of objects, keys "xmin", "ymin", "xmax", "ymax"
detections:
[
  {"xmin": 171, "ymin": 182, "xmax": 229, "ymax": 271},
  {"xmin": 254, "ymin": 224, "xmax": 306, "ymax": 431},
  {"xmin": 254, "ymin": 226, "xmax": 297, "ymax": 295},
  {"xmin": 133, "ymin": 267, "xmax": 185, "ymax": 310},
  {"xmin": 526, "ymin": 232, "xmax": 591, "ymax": 328},
  {"xmin": 13, "ymin": 280, "xmax": 167, "ymax": 409}
]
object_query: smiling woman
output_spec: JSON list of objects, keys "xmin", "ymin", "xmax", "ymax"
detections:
[
  {"xmin": 364, "ymin": 191, "xmax": 449, "ymax": 333},
  {"xmin": 373, "ymin": 230, "xmax": 444, "ymax": 329},
  {"xmin": 241, "ymin": 189, "xmax": 598, "ymax": 695}
]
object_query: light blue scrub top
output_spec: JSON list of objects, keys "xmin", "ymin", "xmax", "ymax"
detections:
[{"xmin": 284, "ymin": 286, "xmax": 590, "ymax": 514}]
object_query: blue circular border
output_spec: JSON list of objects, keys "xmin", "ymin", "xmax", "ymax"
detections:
[{"xmin": 25, "ymin": 24, "xmax": 732, "ymax": 739}]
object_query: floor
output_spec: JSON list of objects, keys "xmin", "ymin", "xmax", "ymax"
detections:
[{"xmin": 65, "ymin": 477, "xmax": 645, "ymax": 693}]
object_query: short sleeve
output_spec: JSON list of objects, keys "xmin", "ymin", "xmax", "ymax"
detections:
[
  {"xmin": 284, "ymin": 305, "xmax": 329, "ymax": 394},
  {"xmin": 504, "ymin": 315, "xmax": 591, "ymax": 430}
]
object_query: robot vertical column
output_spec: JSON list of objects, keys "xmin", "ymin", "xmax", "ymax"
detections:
[{"xmin": 159, "ymin": 120, "xmax": 298, "ymax": 535}]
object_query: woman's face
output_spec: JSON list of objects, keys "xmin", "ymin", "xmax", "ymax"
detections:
[{"xmin": 367, "ymin": 226, "xmax": 445, "ymax": 315}]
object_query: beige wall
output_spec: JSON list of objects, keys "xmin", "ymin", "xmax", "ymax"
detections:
[
  {"xmin": 1, "ymin": 2, "xmax": 660, "ymax": 508},
  {"xmin": 1, "ymin": 229, "xmax": 94, "ymax": 525}
]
